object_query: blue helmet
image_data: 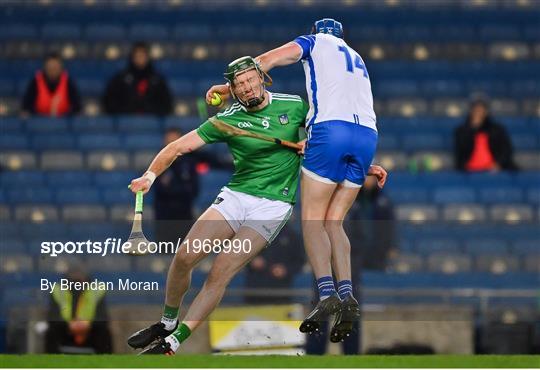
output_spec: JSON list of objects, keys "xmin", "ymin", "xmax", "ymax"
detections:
[{"xmin": 312, "ymin": 18, "xmax": 344, "ymax": 38}]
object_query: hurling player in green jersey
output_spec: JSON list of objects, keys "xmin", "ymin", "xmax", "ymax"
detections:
[{"xmin": 127, "ymin": 56, "xmax": 308, "ymax": 355}]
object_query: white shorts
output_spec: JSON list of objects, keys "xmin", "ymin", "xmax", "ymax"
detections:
[
  {"xmin": 302, "ymin": 167, "xmax": 363, "ymax": 188},
  {"xmin": 210, "ymin": 187, "xmax": 293, "ymax": 242}
]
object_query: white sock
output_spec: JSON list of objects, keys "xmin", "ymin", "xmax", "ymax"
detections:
[
  {"xmin": 161, "ymin": 317, "xmax": 177, "ymax": 331},
  {"xmin": 165, "ymin": 334, "xmax": 180, "ymax": 353}
]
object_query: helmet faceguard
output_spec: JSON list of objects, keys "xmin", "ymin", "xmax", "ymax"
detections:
[
  {"xmin": 311, "ymin": 18, "xmax": 344, "ymax": 39},
  {"xmin": 224, "ymin": 56, "xmax": 272, "ymax": 108}
]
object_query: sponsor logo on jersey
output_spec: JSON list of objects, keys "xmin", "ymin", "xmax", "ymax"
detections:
[
  {"xmin": 237, "ymin": 121, "xmax": 253, "ymax": 128},
  {"xmin": 279, "ymin": 114, "xmax": 289, "ymax": 125},
  {"xmin": 213, "ymin": 197, "xmax": 224, "ymax": 205}
]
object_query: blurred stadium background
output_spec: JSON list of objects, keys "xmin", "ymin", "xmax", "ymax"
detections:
[{"xmin": 0, "ymin": 0, "xmax": 539, "ymax": 357}]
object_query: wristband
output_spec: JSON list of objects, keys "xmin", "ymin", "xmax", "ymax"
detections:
[{"xmin": 143, "ymin": 171, "xmax": 157, "ymax": 186}]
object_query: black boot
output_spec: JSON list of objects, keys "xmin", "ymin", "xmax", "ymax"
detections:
[
  {"xmin": 299, "ymin": 294, "xmax": 341, "ymax": 334},
  {"xmin": 127, "ymin": 322, "xmax": 177, "ymax": 349},
  {"xmin": 330, "ymin": 295, "xmax": 361, "ymax": 343}
]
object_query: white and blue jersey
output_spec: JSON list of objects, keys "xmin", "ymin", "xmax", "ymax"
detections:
[{"xmin": 293, "ymin": 33, "xmax": 378, "ymax": 186}]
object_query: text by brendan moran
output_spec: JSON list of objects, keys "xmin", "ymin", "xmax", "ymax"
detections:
[{"xmin": 41, "ymin": 278, "xmax": 159, "ymax": 293}]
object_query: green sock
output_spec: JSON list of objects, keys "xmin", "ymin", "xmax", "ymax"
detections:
[
  {"xmin": 161, "ymin": 305, "xmax": 179, "ymax": 330},
  {"xmin": 172, "ymin": 323, "xmax": 191, "ymax": 344},
  {"xmin": 162, "ymin": 305, "xmax": 179, "ymax": 320}
]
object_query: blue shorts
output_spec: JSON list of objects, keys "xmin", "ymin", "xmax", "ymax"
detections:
[{"xmin": 303, "ymin": 120, "xmax": 378, "ymax": 186}]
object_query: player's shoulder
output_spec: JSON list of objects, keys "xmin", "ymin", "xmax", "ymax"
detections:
[
  {"xmin": 271, "ymin": 92, "xmax": 303, "ymax": 104},
  {"xmin": 216, "ymin": 102, "xmax": 245, "ymax": 119}
]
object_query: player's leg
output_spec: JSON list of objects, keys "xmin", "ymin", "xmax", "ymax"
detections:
[
  {"xmin": 324, "ymin": 182, "xmax": 362, "ymax": 343},
  {"xmin": 127, "ymin": 207, "xmax": 235, "ymax": 349},
  {"xmin": 299, "ymin": 123, "xmax": 350, "ymax": 334},
  {"xmin": 325, "ymin": 182, "xmax": 361, "ymax": 292},
  {"xmin": 300, "ymin": 171, "xmax": 337, "ymax": 282},
  {"xmin": 330, "ymin": 125, "xmax": 377, "ymax": 342},
  {"xmin": 141, "ymin": 226, "xmax": 268, "ymax": 354}
]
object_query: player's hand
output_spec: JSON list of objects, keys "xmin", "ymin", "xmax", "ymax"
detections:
[
  {"xmin": 205, "ymin": 84, "xmax": 230, "ymax": 106},
  {"xmin": 129, "ymin": 176, "xmax": 152, "ymax": 194},
  {"xmin": 368, "ymin": 165, "xmax": 388, "ymax": 189},
  {"xmin": 297, "ymin": 139, "xmax": 307, "ymax": 155}
]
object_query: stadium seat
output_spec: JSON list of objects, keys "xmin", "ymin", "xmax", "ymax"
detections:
[
  {"xmin": 87, "ymin": 151, "xmax": 130, "ymax": 171},
  {"xmin": 511, "ymin": 239, "xmax": 540, "ymax": 255},
  {"xmin": 386, "ymin": 188, "xmax": 431, "ymax": 203},
  {"xmin": 55, "ymin": 187, "xmax": 101, "ymax": 204},
  {"xmin": 134, "ymin": 255, "xmax": 173, "ymax": 273},
  {"xmin": 128, "ymin": 24, "xmax": 168, "ymax": 41},
  {"xmin": 26, "ymin": 117, "xmax": 69, "ymax": 132},
  {"xmin": 41, "ymin": 151, "xmax": 84, "ymax": 170},
  {"xmin": 442, "ymin": 204, "xmax": 487, "ymax": 223},
  {"xmin": 117, "ymin": 116, "xmax": 161, "ymax": 132},
  {"xmin": 0, "ymin": 134, "xmax": 29, "ymax": 150},
  {"xmin": 0, "ymin": 205, "xmax": 10, "ymax": 221},
  {"xmin": 373, "ymin": 151, "xmax": 409, "ymax": 171},
  {"xmin": 62, "ymin": 205, "xmax": 107, "ymax": 221},
  {"xmin": 0, "ymin": 151, "xmax": 37, "ymax": 170},
  {"xmin": 85, "ymin": 256, "xmax": 132, "ymax": 272},
  {"xmin": 41, "ymin": 23, "xmax": 81, "ymax": 40},
  {"xmin": 433, "ymin": 187, "xmax": 476, "ymax": 204},
  {"xmin": 388, "ymin": 253, "xmax": 424, "ymax": 273},
  {"xmin": 132, "ymin": 151, "xmax": 155, "ymax": 170},
  {"xmin": 416, "ymin": 238, "xmax": 461, "ymax": 254},
  {"xmin": 0, "ymin": 239, "xmax": 26, "ymax": 254},
  {"xmin": 78, "ymin": 134, "xmax": 122, "ymax": 151},
  {"xmin": 71, "ymin": 116, "xmax": 114, "ymax": 132},
  {"xmin": 102, "ymin": 189, "xmax": 134, "ymax": 205},
  {"xmin": 0, "ymin": 254, "xmax": 33, "ymax": 273},
  {"xmin": 14, "ymin": 205, "xmax": 59, "ymax": 222},
  {"xmin": 426, "ymin": 253, "xmax": 472, "ymax": 274},
  {"xmin": 395, "ymin": 205, "xmax": 439, "ymax": 222},
  {"xmin": 478, "ymin": 187, "xmax": 523, "ymax": 204},
  {"xmin": 38, "ymin": 256, "xmax": 84, "ymax": 273},
  {"xmin": 84, "ymin": 24, "xmax": 126, "ymax": 41},
  {"xmin": 124, "ymin": 134, "xmax": 162, "ymax": 151},
  {"xmin": 46, "ymin": 171, "xmax": 92, "ymax": 187},
  {"xmin": 490, "ymin": 205, "xmax": 534, "ymax": 223},
  {"xmin": 464, "ymin": 238, "xmax": 509, "ymax": 255},
  {"xmin": 94, "ymin": 171, "xmax": 136, "ymax": 187},
  {"xmin": 1, "ymin": 171, "xmax": 45, "ymax": 186},
  {"xmin": 8, "ymin": 188, "xmax": 53, "ymax": 204},
  {"xmin": 32, "ymin": 134, "xmax": 76, "ymax": 151},
  {"xmin": 475, "ymin": 254, "xmax": 520, "ymax": 274}
]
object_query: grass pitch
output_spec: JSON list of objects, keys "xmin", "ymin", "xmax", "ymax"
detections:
[{"xmin": 0, "ymin": 354, "xmax": 538, "ymax": 368}]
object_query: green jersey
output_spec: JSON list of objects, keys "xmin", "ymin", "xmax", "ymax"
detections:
[{"xmin": 197, "ymin": 92, "xmax": 309, "ymax": 204}]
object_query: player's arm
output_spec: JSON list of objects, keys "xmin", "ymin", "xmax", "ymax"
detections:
[
  {"xmin": 255, "ymin": 42, "xmax": 303, "ymax": 73},
  {"xmin": 129, "ymin": 130, "xmax": 206, "ymax": 194},
  {"xmin": 205, "ymin": 41, "xmax": 304, "ymax": 104}
]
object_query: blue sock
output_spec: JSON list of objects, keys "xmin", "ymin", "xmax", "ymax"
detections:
[
  {"xmin": 316, "ymin": 276, "xmax": 336, "ymax": 300},
  {"xmin": 337, "ymin": 280, "xmax": 353, "ymax": 300}
]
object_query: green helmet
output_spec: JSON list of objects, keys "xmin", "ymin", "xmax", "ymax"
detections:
[
  {"xmin": 224, "ymin": 56, "xmax": 261, "ymax": 83},
  {"xmin": 224, "ymin": 56, "xmax": 272, "ymax": 108}
]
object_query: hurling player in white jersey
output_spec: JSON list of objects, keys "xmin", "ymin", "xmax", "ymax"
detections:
[{"xmin": 206, "ymin": 18, "xmax": 387, "ymax": 342}]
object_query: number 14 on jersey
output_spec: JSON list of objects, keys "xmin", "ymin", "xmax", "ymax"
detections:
[{"xmin": 338, "ymin": 46, "xmax": 369, "ymax": 79}]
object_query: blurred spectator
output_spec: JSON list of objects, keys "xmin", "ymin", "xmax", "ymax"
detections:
[
  {"xmin": 45, "ymin": 268, "xmax": 112, "ymax": 354},
  {"xmin": 306, "ymin": 175, "xmax": 395, "ymax": 355},
  {"xmin": 244, "ymin": 223, "xmax": 304, "ymax": 305},
  {"xmin": 154, "ymin": 128, "xmax": 199, "ymax": 244},
  {"xmin": 103, "ymin": 42, "xmax": 173, "ymax": 115},
  {"xmin": 21, "ymin": 52, "xmax": 81, "ymax": 117},
  {"xmin": 454, "ymin": 98, "xmax": 517, "ymax": 172}
]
